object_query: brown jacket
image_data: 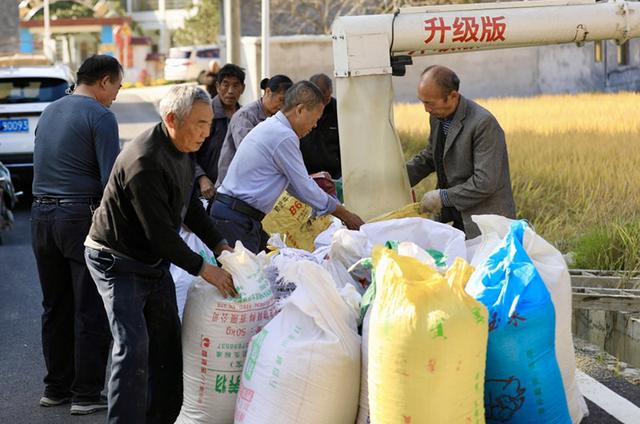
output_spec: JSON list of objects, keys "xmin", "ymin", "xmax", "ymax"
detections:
[{"xmin": 406, "ymin": 95, "xmax": 516, "ymax": 238}]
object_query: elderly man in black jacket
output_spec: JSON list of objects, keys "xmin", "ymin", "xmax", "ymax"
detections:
[{"xmin": 84, "ymin": 85, "xmax": 236, "ymax": 424}]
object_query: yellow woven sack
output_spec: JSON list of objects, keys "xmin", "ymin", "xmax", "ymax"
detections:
[
  {"xmin": 261, "ymin": 192, "xmax": 332, "ymax": 252},
  {"xmin": 369, "ymin": 247, "xmax": 488, "ymax": 424},
  {"xmin": 368, "ymin": 202, "xmax": 429, "ymax": 223}
]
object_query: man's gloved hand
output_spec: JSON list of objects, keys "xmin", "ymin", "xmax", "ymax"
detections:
[
  {"xmin": 198, "ymin": 175, "xmax": 215, "ymax": 200},
  {"xmin": 420, "ymin": 189, "xmax": 443, "ymax": 215}
]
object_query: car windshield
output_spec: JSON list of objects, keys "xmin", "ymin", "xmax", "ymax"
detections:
[
  {"xmin": 169, "ymin": 49, "xmax": 191, "ymax": 59},
  {"xmin": 0, "ymin": 77, "xmax": 69, "ymax": 104}
]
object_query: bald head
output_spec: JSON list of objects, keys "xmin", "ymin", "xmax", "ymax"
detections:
[
  {"xmin": 421, "ymin": 65, "xmax": 460, "ymax": 97},
  {"xmin": 310, "ymin": 73, "xmax": 332, "ymax": 106},
  {"xmin": 418, "ymin": 65, "xmax": 460, "ymax": 119}
]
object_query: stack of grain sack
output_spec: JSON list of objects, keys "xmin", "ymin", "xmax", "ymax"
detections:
[
  {"xmin": 320, "ymin": 214, "xmax": 586, "ymax": 424},
  {"xmin": 174, "ymin": 207, "xmax": 585, "ymax": 424}
]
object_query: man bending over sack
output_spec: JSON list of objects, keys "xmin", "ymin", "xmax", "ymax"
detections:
[{"xmin": 212, "ymin": 80, "xmax": 365, "ymax": 253}]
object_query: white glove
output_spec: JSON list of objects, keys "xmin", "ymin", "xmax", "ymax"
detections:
[{"xmin": 420, "ymin": 190, "xmax": 443, "ymax": 214}]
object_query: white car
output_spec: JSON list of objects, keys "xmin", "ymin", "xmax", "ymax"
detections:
[
  {"xmin": 164, "ymin": 45, "xmax": 222, "ymax": 83},
  {"xmin": 0, "ymin": 62, "xmax": 73, "ymax": 191}
]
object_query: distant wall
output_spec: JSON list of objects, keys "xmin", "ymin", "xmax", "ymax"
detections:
[
  {"xmin": 237, "ymin": 34, "xmax": 640, "ymax": 104},
  {"xmin": 0, "ymin": 0, "xmax": 20, "ymax": 54},
  {"xmin": 238, "ymin": 35, "xmax": 334, "ymax": 105}
]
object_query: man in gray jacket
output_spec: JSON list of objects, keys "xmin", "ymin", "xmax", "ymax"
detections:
[{"xmin": 406, "ymin": 65, "xmax": 516, "ymax": 238}]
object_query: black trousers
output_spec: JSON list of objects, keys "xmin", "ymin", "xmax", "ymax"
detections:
[
  {"xmin": 85, "ymin": 248, "xmax": 183, "ymax": 424},
  {"xmin": 209, "ymin": 200, "xmax": 269, "ymax": 253},
  {"xmin": 31, "ymin": 202, "xmax": 111, "ymax": 402}
]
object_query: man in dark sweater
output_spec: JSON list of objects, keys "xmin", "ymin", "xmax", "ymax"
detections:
[
  {"xmin": 31, "ymin": 54, "xmax": 122, "ymax": 415},
  {"xmin": 195, "ymin": 64, "xmax": 245, "ymax": 200},
  {"xmin": 85, "ymin": 85, "xmax": 236, "ymax": 424}
]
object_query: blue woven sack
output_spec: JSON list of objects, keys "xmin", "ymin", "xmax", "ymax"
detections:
[{"xmin": 466, "ymin": 220, "xmax": 571, "ymax": 424}]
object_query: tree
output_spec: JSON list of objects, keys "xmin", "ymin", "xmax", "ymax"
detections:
[
  {"xmin": 247, "ymin": 0, "xmax": 472, "ymax": 36},
  {"xmin": 173, "ymin": 0, "xmax": 220, "ymax": 46},
  {"xmin": 267, "ymin": 0, "xmax": 379, "ymax": 35}
]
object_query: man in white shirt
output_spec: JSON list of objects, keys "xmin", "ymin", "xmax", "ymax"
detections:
[{"xmin": 212, "ymin": 80, "xmax": 364, "ymax": 252}]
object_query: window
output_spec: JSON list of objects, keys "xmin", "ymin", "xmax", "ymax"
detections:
[
  {"xmin": 0, "ymin": 78, "xmax": 69, "ymax": 104},
  {"xmin": 196, "ymin": 48, "xmax": 220, "ymax": 59},
  {"xmin": 617, "ymin": 41, "xmax": 629, "ymax": 66},
  {"xmin": 131, "ymin": 0, "xmax": 159, "ymax": 12},
  {"xmin": 165, "ymin": 0, "xmax": 190, "ymax": 9},
  {"xmin": 594, "ymin": 40, "xmax": 603, "ymax": 63}
]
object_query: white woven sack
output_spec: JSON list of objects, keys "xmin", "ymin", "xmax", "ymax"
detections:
[
  {"xmin": 176, "ymin": 242, "xmax": 277, "ymax": 424},
  {"xmin": 469, "ymin": 214, "xmax": 588, "ymax": 424},
  {"xmin": 234, "ymin": 261, "xmax": 361, "ymax": 424},
  {"xmin": 323, "ymin": 229, "xmax": 372, "ymax": 294},
  {"xmin": 360, "ymin": 217, "xmax": 466, "ymax": 268},
  {"xmin": 265, "ymin": 246, "xmax": 323, "ymax": 302}
]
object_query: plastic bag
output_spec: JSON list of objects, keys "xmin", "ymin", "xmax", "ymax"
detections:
[
  {"xmin": 360, "ymin": 217, "xmax": 466, "ymax": 268},
  {"xmin": 261, "ymin": 192, "xmax": 333, "ymax": 252}
]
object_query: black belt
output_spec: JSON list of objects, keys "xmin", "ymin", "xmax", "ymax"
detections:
[
  {"xmin": 214, "ymin": 193, "xmax": 265, "ymax": 221},
  {"xmin": 34, "ymin": 197, "xmax": 100, "ymax": 205}
]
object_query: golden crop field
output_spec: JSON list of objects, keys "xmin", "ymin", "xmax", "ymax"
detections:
[{"xmin": 394, "ymin": 92, "xmax": 640, "ymax": 270}]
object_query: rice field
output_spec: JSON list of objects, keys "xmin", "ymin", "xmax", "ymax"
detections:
[{"xmin": 394, "ymin": 92, "xmax": 640, "ymax": 270}]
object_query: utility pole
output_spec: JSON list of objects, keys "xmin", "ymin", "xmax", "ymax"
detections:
[
  {"xmin": 43, "ymin": 0, "xmax": 53, "ymax": 60},
  {"xmin": 159, "ymin": 0, "xmax": 168, "ymax": 55},
  {"xmin": 261, "ymin": 0, "xmax": 269, "ymax": 79},
  {"xmin": 224, "ymin": 0, "xmax": 241, "ymax": 65}
]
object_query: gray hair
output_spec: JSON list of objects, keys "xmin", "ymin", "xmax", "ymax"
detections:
[
  {"xmin": 282, "ymin": 81, "xmax": 324, "ymax": 112},
  {"xmin": 158, "ymin": 84, "xmax": 211, "ymax": 123},
  {"xmin": 310, "ymin": 73, "xmax": 332, "ymax": 90}
]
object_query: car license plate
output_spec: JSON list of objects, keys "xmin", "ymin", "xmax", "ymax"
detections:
[{"xmin": 0, "ymin": 118, "xmax": 29, "ymax": 133}]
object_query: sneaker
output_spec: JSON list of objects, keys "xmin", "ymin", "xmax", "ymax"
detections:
[
  {"xmin": 69, "ymin": 396, "xmax": 108, "ymax": 415},
  {"xmin": 39, "ymin": 395, "xmax": 71, "ymax": 407}
]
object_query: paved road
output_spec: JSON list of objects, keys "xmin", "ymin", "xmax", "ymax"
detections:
[{"xmin": 1, "ymin": 86, "xmax": 639, "ymax": 423}]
